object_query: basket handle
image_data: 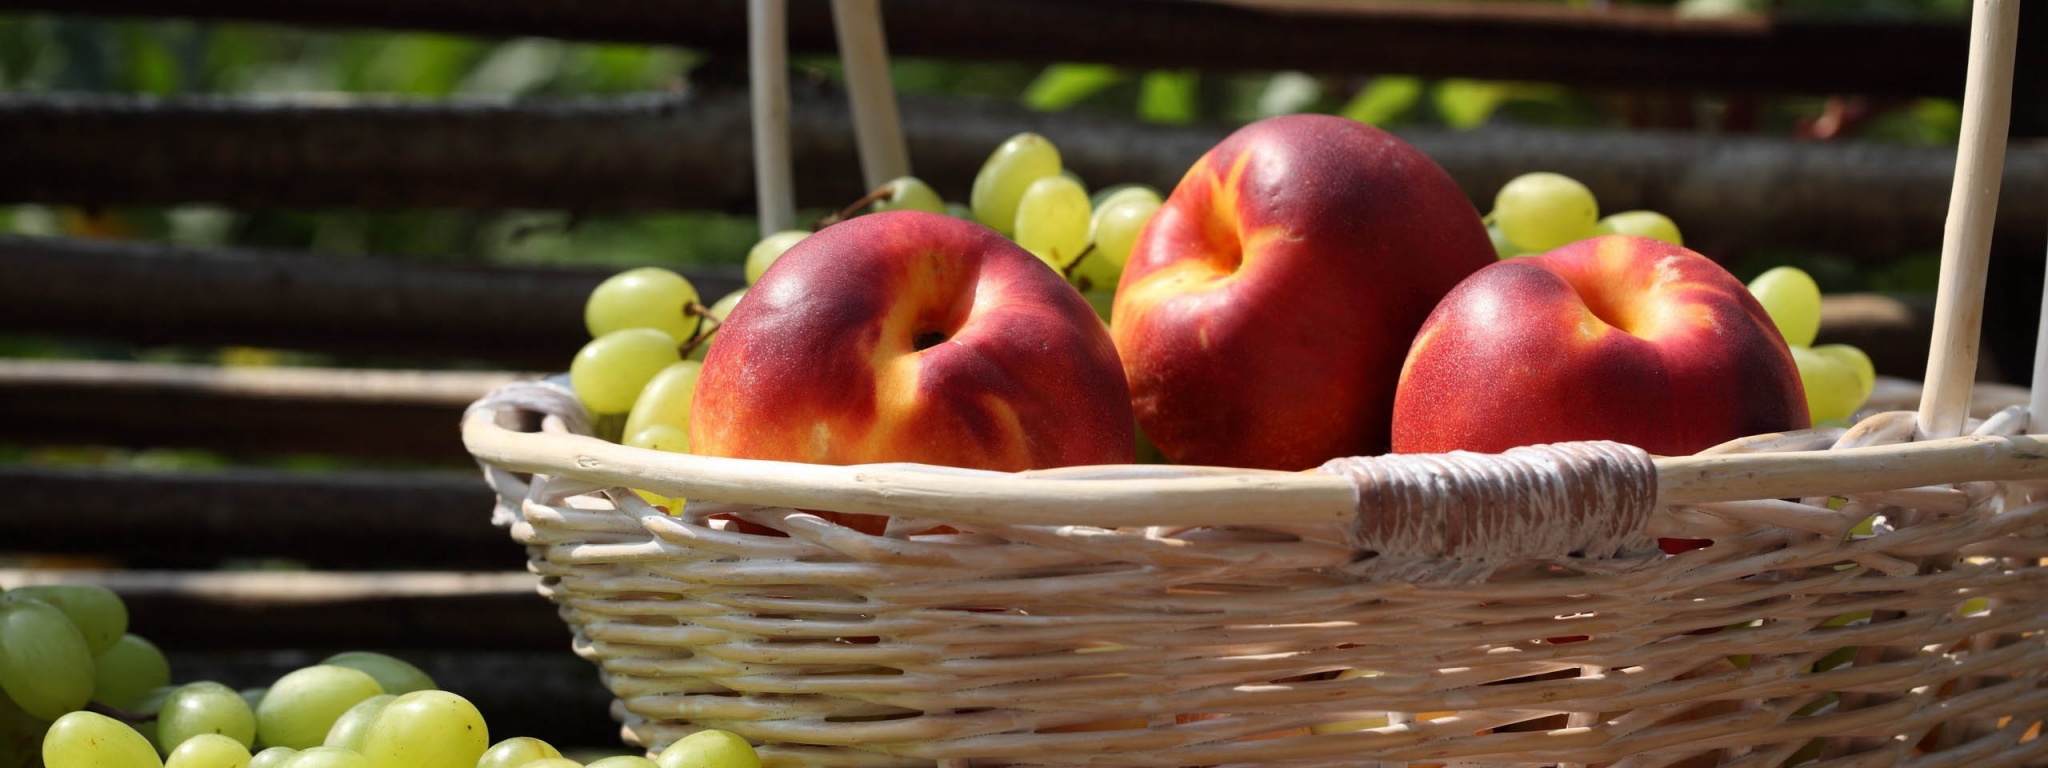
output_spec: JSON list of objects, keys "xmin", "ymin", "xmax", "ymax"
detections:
[{"xmin": 1919, "ymin": 0, "xmax": 2021, "ymax": 439}]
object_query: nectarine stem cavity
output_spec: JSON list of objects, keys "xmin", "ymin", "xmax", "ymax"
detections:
[{"xmin": 913, "ymin": 330, "xmax": 948, "ymax": 351}]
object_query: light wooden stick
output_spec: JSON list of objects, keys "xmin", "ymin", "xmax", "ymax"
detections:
[
  {"xmin": 1917, "ymin": 0, "xmax": 2020, "ymax": 439},
  {"xmin": 748, "ymin": 0, "xmax": 797, "ymax": 237},
  {"xmin": 831, "ymin": 0, "xmax": 912, "ymax": 190},
  {"xmin": 2033, "ymin": 228, "xmax": 2048, "ymax": 430}
]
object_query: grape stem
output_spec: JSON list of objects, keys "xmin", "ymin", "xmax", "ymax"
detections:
[
  {"xmin": 83, "ymin": 701, "xmax": 154, "ymax": 725},
  {"xmin": 816, "ymin": 184, "xmax": 894, "ymax": 228},
  {"xmin": 1061, "ymin": 243, "xmax": 1097, "ymax": 282},
  {"xmin": 677, "ymin": 301, "xmax": 722, "ymax": 358}
]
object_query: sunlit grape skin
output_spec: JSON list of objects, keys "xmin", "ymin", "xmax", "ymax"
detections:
[
  {"xmin": 970, "ymin": 132, "xmax": 1062, "ymax": 235},
  {"xmin": 476, "ymin": 737, "xmax": 561, "ymax": 768},
  {"xmin": 355, "ymin": 691, "xmax": 488, "ymax": 768},
  {"xmin": 43, "ymin": 711, "xmax": 162, "ymax": 768},
  {"xmin": 743, "ymin": 231, "xmax": 808, "ymax": 285},
  {"xmin": 319, "ymin": 653, "xmax": 434, "ymax": 697},
  {"xmin": 254, "ymin": 666, "xmax": 383, "ymax": 751},
  {"xmin": 1746, "ymin": 265, "xmax": 1823, "ymax": 347},
  {"xmin": 157, "ymin": 681, "xmax": 258, "ymax": 752},
  {"xmin": 1594, "ymin": 209, "xmax": 1683, "ymax": 246},
  {"xmin": 653, "ymin": 730, "xmax": 761, "ymax": 768},
  {"xmin": 1013, "ymin": 174, "xmax": 1092, "ymax": 271},
  {"xmin": 7, "ymin": 585, "xmax": 127, "ymax": 656},
  {"xmin": 570, "ymin": 329, "xmax": 685, "ymax": 416},
  {"xmin": 1076, "ymin": 186, "xmax": 1160, "ymax": 290},
  {"xmin": 872, "ymin": 176, "xmax": 945, "ymax": 215},
  {"xmin": 584, "ymin": 267, "xmax": 702, "ymax": 344},
  {"xmin": 1492, "ymin": 171, "xmax": 1599, "ymax": 252},
  {"xmin": 164, "ymin": 733, "xmax": 251, "ymax": 768},
  {"xmin": 0, "ymin": 594, "xmax": 96, "ymax": 721}
]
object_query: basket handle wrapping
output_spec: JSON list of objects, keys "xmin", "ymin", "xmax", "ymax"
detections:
[{"xmin": 1319, "ymin": 442, "xmax": 1661, "ymax": 583}]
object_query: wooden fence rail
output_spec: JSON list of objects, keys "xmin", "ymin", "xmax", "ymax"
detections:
[
  {"xmin": 4, "ymin": 91, "xmax": 2046, "ymax": 259},
  {"xmin": 7, "ymin": 0, "xmax": 2032, "ymax": 103}
]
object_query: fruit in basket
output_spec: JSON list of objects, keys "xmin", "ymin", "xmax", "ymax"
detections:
[
  {"xmin": 744, "ymin": 231, "xmax": 809, "ymax": 286},
  {"xmin": 354, "ymin": 690, "xmax": 489, "ymax": 768},
  {"xmin": 41, "ymin": 710, "xmax": 160, "ymax": 768},
  {"xmin": 1391, "ymin": 235, "xmax": 1809, "ymax": 456},
  {"xmin": 1112, "ymin": 113, "xmax": 1496, "ymax": 469},
  {"xmin": 156, "ymin": 681, "xmax": 257, "ymax": 751},
  {"xmin": 1491, "ymin": 171, "xmax": 1599, "ymax": 253},
  {"xmin": 585, "ymin": 267, "xmax": 704, "ymax": 344},
  {"xmin": 1745, "ymin": 265, "xmax": 1821, "ymax": 347},
  {"xmin": 654, "ymin": 729, "xmax": 761, "ymax": 768},
  {"xmin": 1014, "ymin": 174, "xmax": 1092, "ymax": 270},
  {"xmin": 570, "ymin": 328, "xmax": 685, "ymax": 416},
  {"xmin": 971, "ymin": 132, "xmax": 1063, "ymax": 235},
  {"xmin": 691, "ymin": 210, "xmax": 1135, "ymax": 533},
  {"xmin": 1595, "ymin": 210, "xmax": 1684, "ymax": 246},
  {"xmin": 165, "ymin": 732, "xmax": 250, "ymax": 768}
]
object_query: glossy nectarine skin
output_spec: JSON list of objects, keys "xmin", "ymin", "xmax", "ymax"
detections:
[
  {"xmin": 1391, "ymin": 235, "xmax": 1809, "ymax": 457},
  {"xmin": 1112, "ymin": 114, "xmax": 1497, "ymax": 470},
  {"xmin": 692, "ymin": 211, "xmax": 1135, "ymax": 476}
]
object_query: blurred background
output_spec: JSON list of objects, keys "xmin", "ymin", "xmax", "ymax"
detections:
[{"xmin": 0, "ymin": 0, "xmax": 2041, "ymax": 753}]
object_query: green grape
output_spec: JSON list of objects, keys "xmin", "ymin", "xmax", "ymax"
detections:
[
  {"xmin": 164, "ymin": 733, "xmax": 251, "ymax": 768},
  {"xmin": 743, "ymin": 231, "xmax": 808, "ymax": 286},
  {"xmin": 1812, "ymin": 344, "xmax": 1876, "ymax": 414},
  {"xmin": 475, "ymin": 737, "xmax": 561, "ymax": 768},
  {"xmin": 585, "ymin": 757, "xmax": 657, "ymax": 768},
  {"xmin": 1746, "ymin": 265, "xmax": 1822, "ymax": 347},
  {"xmin": 1487, "ymin": 222, "xmax": 1527, "ymax": 259},
  {"xmin": 652, "ymin": 730, "xmax": 759, "ymax": 768},
  {"xmin": 42, "ymin": 711, "xmax": 161, "ymax": 768},
  {"xmin": 278, "ymin": 747, "xmax": 367, "ymax": 768},
  {"xmin": 320, "ymin": 695, "xmax": 393, "ymax": 752},
  {"xmin": 1593, "ymin": 209, "xmax": 1684, "ymax": 246},
  {"xmin": 685, "ymin": 289, "xmax": 746, "ymax": 363},
  {"xmin": 1, "ymin": 688, "xmax": 50, "ymax": 768},
  {"xmin": 7, "ymin": 585, "xmax": 127, "ymax": 656},
  {"xmin": 92, "ymin": 634, "xmax": 171, "ymax": 710},
  {"xmin": 584, "ymin": 267, "xmax": 703, "ymax": 344},
  {"xmin": 1013, "ymin": 174, "xmax": 1092, "ymax": 271},
  {"xmin": 1492, "ymin": 171, "xmax": 1599, "ymax": 252},
  {"xmin": 625, "ymin": 423, "xmax": 691, "ymax": 510},
  {"xmin": 622, "ymin": 361, "xmax": 704, "ymax": 444},
  {"xmin": 157, "ymin": 681, "xmax": 257, "ymax": 752},
  {"xmin": 569, "ymin": 329, "xmax": 684, "ymax": 416},
  {"xmin": 248, "ymin": 747, "xmax": 297, "ymax": 768},
  {"xmin": 239, "ymin": 689, "xmax": 266, "ymax": 714},
  {"xmin": 515, "ymin": 760, "xmax": 581, "ymax": 768},
  {"xmin": 355, "ymin": 690, "xmax": 487, "ymax": 768},
  {"xmin": 970, "ymin": 132, "xmax": 1062, "ymax": 235},
  {"xmin": 0, "ymin": 593, "xmax": 96, "ymax": 721},
  {"xmin": 318, "ymin": 653, "xmax": 433, "ymax": 697},
  {"xmin": 1088, "ymin": 183, "xmax": 1144, "ymax": 209},
  {"xmin": 870, "ymin": 176, "xmax": 945, "ymax": 215},
  {"xmin": 1790, "ymin": 345, "xmax": 1863, "ymax": 424},
  {"xmin": 943, "ymin": 202, "xmax": 974, "ymax": 221},
  {"xmin": 1074, "ymin": 186, "xmax": 1161, "ymax": 290},
  {"xmin": 254, "ymin": 666, "xmax": 383, "ymax": 751}
]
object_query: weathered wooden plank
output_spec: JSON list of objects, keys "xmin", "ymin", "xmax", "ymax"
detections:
[
  {"xmin": 1, "ymin": 0, "xmax": 2018, "ymax": 102},
  {"xmin": 0, "ymin": 464, "xmax": 522, "ymax": 569},
  {"xmin": 0, "ymin": 359, "xmax": 528, "ymax": 463},
  {"xmin": 2, "ymin": 91, "xmax": 2043, "ymax": 260},
  {"xmin": 0, "ymin": 569, "xmax": 572, "ymax": 651},
  {"xmin": 0, "ymin": 235, "xmax": 741, "ymax": 369}
]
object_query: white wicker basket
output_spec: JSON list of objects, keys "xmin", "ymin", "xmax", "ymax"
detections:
[{"xmin": 462, "ymin": 1, "xmax": 2044, "ymax": 765}]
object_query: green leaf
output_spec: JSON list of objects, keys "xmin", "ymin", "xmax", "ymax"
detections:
[
  {"xmin": 1022, "ymin": 64, "xmax": 1124, "ymax": 111},
  {"xmin": 1138, "ymin": 69, "xmax": 1199, "ymax": 124},
  {"xmin": 1338, "ymin": 76, "xmax": 1423, "ymax": 126},
  {"xmin": 1432, "ymin": 78, "xmax": 1509, "ymax": 130}
]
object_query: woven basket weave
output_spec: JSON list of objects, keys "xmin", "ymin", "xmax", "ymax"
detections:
[{"xmin": 462, "ymin": 2, "xmax": 2042, "ymax": 765}]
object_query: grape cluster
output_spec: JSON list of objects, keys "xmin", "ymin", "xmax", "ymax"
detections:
[
  {"xmin": 1485, "ymin": 171, "xmax": 1683, "ymax": 258},
  {"xmin": 1746, "ymin": 266, "xmax": 1877, "ymax": 424},
  {"xmin": 0, "ymin": 584, "xmax": 760, "ymax": 768}
]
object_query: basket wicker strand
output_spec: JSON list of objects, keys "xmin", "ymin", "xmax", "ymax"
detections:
[{"xmin": 462, "ymin": 0, "xmax": 2045, "ymax": 765}]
